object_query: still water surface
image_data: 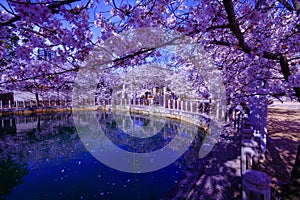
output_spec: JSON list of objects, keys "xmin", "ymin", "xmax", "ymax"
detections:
[{"xmin": 0, "ymin": 111, "xmax": 205, "ymax": 200}]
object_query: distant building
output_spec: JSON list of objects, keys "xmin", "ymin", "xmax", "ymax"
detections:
[{"xmin": 37, "ymin": 49, "xmax": 55, "ymax": 61}]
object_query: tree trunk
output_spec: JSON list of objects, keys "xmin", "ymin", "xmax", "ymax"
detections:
[
  {"xmin": 35, "ymin": 92, "xmax": 39, "ymax": 108},
  {"xmin": 223, "ymin": 0, "xmax": 300, "ymax": 102}
]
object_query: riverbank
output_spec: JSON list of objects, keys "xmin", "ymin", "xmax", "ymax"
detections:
[
  {"xmin": 0, "ymin": 107, "xmax": 72, "ymax": 117},
  {"xmin": 1, "ymin": 105, "xmax": 212, "ymax": 132},
  {"xmin": 0, "ymin": 105, "xmax": 107, "ymax": 117}
]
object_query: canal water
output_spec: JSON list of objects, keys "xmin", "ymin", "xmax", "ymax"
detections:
[{"xmin": 0, "ymin": 111, "xmax": 205, "ymax": 200}]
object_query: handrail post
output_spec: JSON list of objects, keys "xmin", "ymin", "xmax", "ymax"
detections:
[
  {"xmin": 216, "ymin": 102, "xmax": 220, "ymax": 119},
  {"xmin": 163, "ymin": 87, "xmax": 166, "ymax": 108},
  {"xmin": 210, "ymin": 100, "xmax": 213, "ymax": 115},
  {"xmin": 185, "ymin": 101, "xmax": 188, "ymax": 111}
]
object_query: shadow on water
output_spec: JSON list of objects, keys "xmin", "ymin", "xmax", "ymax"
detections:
[
  {"xmin": 0, "ymin": 112, "xmax": 83, "ymax": 199},
  {"xmin": 0, "ymin": 159, "xmax": 28, "ymax": 199}
]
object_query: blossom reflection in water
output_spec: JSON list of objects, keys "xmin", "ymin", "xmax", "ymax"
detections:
[{"xmin": 0, "ymin": 111, "xmax": 205, "ymax": 200}]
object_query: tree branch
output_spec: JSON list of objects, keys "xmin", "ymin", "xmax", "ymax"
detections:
[
  {"xmin": 210, "ymin": 39, "xmax": 231, "ymax": 47},
  {"xmin": 0, "ymin": 0, "xmax": 80, "ymax": 28},
  {"xmin": 277, "ymin": 0, "xmax": 296, "ymax": 12},
  {"xmin": 0, "ymin": 15, "xmax": 20, "ymax": 28},
  {"xmin": 206, "ymin": 24, "xmax": 230, "ymax": 31},
  {"xmin": 223, "ymin": 0, "xmax": 300, "ymax": 102},
  {"xmin": 292, "ymin": 0, "xmax": 300, "ymax": 11},
  {"xmin": 223, "ymin": 0, "xmax": 251, "ymax": 53}
]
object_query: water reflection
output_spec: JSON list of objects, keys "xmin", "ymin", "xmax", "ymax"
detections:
[
  {"xmin": 98, "ymin": 112, "xmax": 178, "ymax": 153},
  {"xmin": 0, "ymin": 111, "xmax": 205, "ymax": 200},
  {"xmin": 0, "ymin": 113, "xmax": 80, "ymax": 167},
  {"xmin": 75, "ymin": 111, "xmax": 203, "ymax": 173}
]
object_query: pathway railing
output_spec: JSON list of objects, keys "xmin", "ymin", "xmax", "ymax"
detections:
[
  {"xmin": 0, "ymin": 98, "xmax": 230, "ymax": 122},
  {"xmin": 0, "ymin": 99, "xmax": 71, "ymax": 110},
  {"xmin": 103, "ymin": 98, "xmax": 227, "ymax": 121},
  {"xmin": 97, "ymin": 98, "xmax": 212, "ymax": 114}
]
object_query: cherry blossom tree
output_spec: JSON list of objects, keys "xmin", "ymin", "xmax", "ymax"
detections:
[
  {"xmin": 94, "ymin": 0, "xmax": 300, "ymax": 102},
  {"xmin": 1, "ymin": 0, "xmax": 300, "ymax": 103},
  {"xmin": 0, "ymin": 0, "xmax": 93, "ymax": 98}
]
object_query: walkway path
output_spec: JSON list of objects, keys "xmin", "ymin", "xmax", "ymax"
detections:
[
  {"xmin": 283, "ymin": 143, "xmax": 300, "ymax": 200},
  {"xmin": 164, "ymin": 101, "xmax": 300, "ymax": 200},
  {"xmin": 258, "ymin": 102, "xmax": 300, "ymax": 199},
  {"xmin": 186, "ymin": 125, "xmax": 241, "ymax": 200},
  {"xmin": 163, "ymin": 125, "xmax": 242, "ymax": 200}
]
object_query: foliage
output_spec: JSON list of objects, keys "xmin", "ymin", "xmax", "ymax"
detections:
[{"xmin": 0, "ymin": 0, "xmax": 300, "ymax": 103}]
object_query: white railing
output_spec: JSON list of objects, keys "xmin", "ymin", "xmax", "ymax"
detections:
[
  {"xmin": 106, "ymin": 98, "xmax": 215, "ymax": 117},
  {"xmin": 0, "ymin": 99, "xmax": 71, "ymax": 110},
  {"xmin": 0, "ymin": 98, "xmax": 230, "ymax": 122}
]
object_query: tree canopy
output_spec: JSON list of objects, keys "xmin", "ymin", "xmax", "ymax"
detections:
[{"xmin": 1, "ymin": 0, "xmax": 300, "ymax": 103}]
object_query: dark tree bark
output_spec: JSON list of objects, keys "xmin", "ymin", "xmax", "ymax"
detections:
[{"xmin": 223, "ymin": 0, "xmax": 300, "ymax": 102}]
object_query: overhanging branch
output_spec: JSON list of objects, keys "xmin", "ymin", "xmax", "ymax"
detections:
[{"xmin": 222, "ymin": 0, "xmax": 300, "ymax": 101}]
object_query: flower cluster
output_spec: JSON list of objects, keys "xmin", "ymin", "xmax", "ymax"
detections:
[{"xmin": 0, "ymin": 0, "xmax": 300, "ymax": 102}]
